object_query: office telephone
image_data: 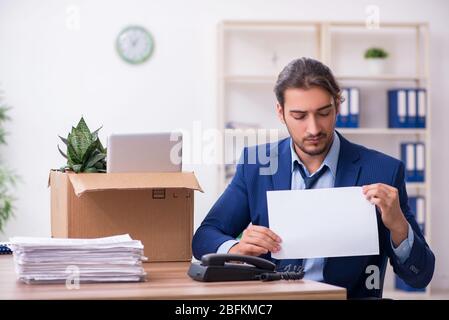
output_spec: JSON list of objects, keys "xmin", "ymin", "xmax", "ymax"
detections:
[{"xmin": 187, "ymin": 253, "xmax": 305, "ymax": 282}]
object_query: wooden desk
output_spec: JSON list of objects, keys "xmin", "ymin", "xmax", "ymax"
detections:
[{"xmin": 0, "ymin": 256, "xmax": 346, "ymax": 299}]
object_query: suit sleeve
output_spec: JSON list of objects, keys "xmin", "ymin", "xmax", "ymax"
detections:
[
  {"xmin": 387, "ymin": 161, "xmax": 435, "ymax": 288},
  {"xmin": 191, "ymin": 148, "xmax": 252, "ymax": 260}
]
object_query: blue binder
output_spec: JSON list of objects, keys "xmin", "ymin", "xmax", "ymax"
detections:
[
  {"xmin": 400, "ymin": 142, "xmax": 416, "ymax": 182},
  {"xmin": 415, "ymin": 142, "xmax": 425, "ymax": 182},
  {"xmin": 388, "ymin": 89, "xmax": 407, "ymax": 128},
  {"xmin": 348, "ymin": 88, "xmax": 360, "ymax": 128},
  {"xmin": 337, "ymin": 88, "xmax": 359, "ymax": 128},
  {"xmin": 416, "ymin": 88, "xmax": 427, "ymax": 128},
  {"xmin": 415, "ymin": 196, "xmax": 426, "ymax": 235},
  {"xmin": 337, "ymin": 88, "xmax": 350, "ymax": 127},
  {"xmin": 406, "ymin": 89, "xmax": 417, "ymax": 128},
  {"xmin": 408, "ymin": 196, "xmax": 425, "ymax": 234},
  {"xmin": 400, "ymin": 142, "xmax": 425, "ymax": 183}
]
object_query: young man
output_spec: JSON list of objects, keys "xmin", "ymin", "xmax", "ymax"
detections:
[{"xmin": 192, "ymin": 57, "xmax": 434, "ymax": 298}]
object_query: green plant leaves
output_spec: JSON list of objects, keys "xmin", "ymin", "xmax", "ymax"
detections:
[
  {"xmin": 58, "ymin": 135, "xmax": 68, "ymax": 145},
  {"xmin": 67, "ymin": 139, "xmax": 81, "ymax": 164},
  {"xmin": 57, "ymin": 145, "xmax": 68, "ymax": 159},
  {"xmin": 0, "ymin": 164, "xmax": 17, "ymax": 233},
  {"xmin": 0, "ymin": 106, "xmax": 11, "ymax": 122},
  {"xmin": 0, "ymin": 102, "xmax": 18, "ymax": 232},
  {"xmin": 86, "ymin": 152, "xmax": 106, "ymax": 169},
  {"xmin": 364, "ymin": 47, "xmax": 388, "ymax": 59},
  {"xmin": 58, "ymin": 117, "xmax": 107, "ymax": 173}
]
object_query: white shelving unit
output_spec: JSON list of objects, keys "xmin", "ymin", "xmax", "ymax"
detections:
[{"xmin": 217, "ymin": 20, "xmax": 431, "ymax": 297}]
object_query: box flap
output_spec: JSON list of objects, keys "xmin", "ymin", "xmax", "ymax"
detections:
[
  {"xmin": 66, "ymin": 172, "xmax": 204, "ymax": 197},
  {"xmin": 48, "ymin": 169, "xmax": 61, "ymax": 187}
]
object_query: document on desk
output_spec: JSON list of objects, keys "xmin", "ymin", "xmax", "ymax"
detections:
[
  {"xmin": 267, "ymin": 187, "xmax": 379, "ymax": 259},
  {"xmin": 9, "ymin": 234, "xmax": 147, "ymax": 284}
]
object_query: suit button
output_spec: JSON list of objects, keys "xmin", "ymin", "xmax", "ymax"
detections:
[{"xmin": 410, "ymin": 265, "xmax": 419, "ymax": 274}]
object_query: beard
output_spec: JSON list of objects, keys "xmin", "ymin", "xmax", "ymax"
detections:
[{"xmin": 293, "ymin": 132, "xmax": 333, "ymax": 156}]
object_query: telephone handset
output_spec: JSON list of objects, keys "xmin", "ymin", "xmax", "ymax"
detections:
[
  {"xmin": 202, "ymin": 253, "xmax": 276, "ymax": 270},
  {"xmin": 187, "ymin": 253, "xmax": 305, "ymax": 282}
]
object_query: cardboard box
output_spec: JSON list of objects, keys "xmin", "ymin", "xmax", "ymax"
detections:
[{"xmin": 49, "ymin": 170, "xmax": 203, "ymax": 262}]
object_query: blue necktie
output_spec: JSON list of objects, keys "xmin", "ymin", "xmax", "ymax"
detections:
[
  {"xmin": 274, "ymin": 163, "xmax": 329, "ymax": 272},
  {"xmin": 297, "ymin": 163, "xmax": 329, "ymax": 189}
]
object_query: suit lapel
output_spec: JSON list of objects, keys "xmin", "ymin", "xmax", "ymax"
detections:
[
  {"xmin": 271, "ymin": 137, "xmax": 292, "ymax": 191},
  {"xmin": 334, "ymin": 131, "xmax": 361, "ymax": 188}
]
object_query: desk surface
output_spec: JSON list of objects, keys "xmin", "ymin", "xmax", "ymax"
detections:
[{"xmin": 0, "ymin": 256, "xmax": 346, "ymax": 300}]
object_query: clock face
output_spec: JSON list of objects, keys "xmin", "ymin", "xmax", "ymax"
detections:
[{"xmin": 116, "ymin": 26, "xmax": 154, "ymax": 64}]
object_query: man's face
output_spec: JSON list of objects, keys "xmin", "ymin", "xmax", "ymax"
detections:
[{"xmin": 276, "ymin": 86, "xmax": 338, "ymax": 157}]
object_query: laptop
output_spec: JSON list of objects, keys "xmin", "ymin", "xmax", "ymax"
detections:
[{"xmin": 106, "ymin": 132, "xmax": 182, "ymax": 173}]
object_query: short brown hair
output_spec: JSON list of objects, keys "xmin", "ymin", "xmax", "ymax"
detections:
[{"xmin": 274, "ymin": 57, "xmax": 343, "ymax": 108}]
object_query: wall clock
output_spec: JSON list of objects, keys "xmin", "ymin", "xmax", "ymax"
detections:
[{"xmin": 116, "ymin": 25, "xmax": 154, "ymax": 64}]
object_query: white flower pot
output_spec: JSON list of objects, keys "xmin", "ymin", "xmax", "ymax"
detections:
[{"xmin": 366, "ymin": 58, "xmax": 386, "ymax": 75}]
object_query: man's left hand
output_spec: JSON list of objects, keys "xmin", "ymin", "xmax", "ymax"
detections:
[{"xmin": 362, "ymin": 183, "xmax": 409, "ymax": 247}]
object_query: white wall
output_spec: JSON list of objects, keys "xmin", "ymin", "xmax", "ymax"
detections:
[{"xmin": 1, "ymin": 0, "xmax": 448, "ymax": 289}]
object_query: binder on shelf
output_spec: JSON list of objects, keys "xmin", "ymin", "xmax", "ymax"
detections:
[
  {"xmin": 337, "ymin": 88, "xmax": 350, "ymax": 127},
  {"xmin": 415, "ymin": 143, "xmax": 425, "ymax": 182},
  {"xmin": 337, "ymin": 88, "xmax": 359, "ymax": 128},
  {"xmin": 416, "ymin": 196, "xmax": 426, "ymax": 234},
  {"xmin": 401, "ymin": 142, "xmax": 416, "ymax": 182},
  {"xmin": 408, "ymin": 196, "xmax": 426, "ymax": 235},
  {"xmin": 389, "ymin": 88, "xmax": 427, "ymax": 129},
  {"xmin": 349, "ymin": 88, "xmax": 359, "ymax": 128},
  {"xmin": 417, "ymin": 88, "xmax": 427, "ymax": 128},
  {"xmin": 407, "ymin": 89, "xmax": 417, "ymax": 128},
  {"xmin": 388, "ymin": 89, "xmax": 407, "ymax": 128},
  {"xmin": 400, "ymin": 142, "xmax": 425, "ymax": 183}
]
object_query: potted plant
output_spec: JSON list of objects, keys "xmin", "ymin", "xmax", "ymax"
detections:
[
  {"xmin": 58, "ymin": 117, "xmax": 107, "ymax": 173},
  {"xmin": 364, "ymin": 47, "xmax": 389, "ymax": 75}
]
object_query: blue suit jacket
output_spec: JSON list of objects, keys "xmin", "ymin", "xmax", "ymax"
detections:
[{"xmin": 192, "ymin": 132, "xmax": 435, "ymax": 298}]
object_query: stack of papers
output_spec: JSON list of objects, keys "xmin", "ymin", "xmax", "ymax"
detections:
[{"xmin": 9, "ymin": 234, "xmax": 147, "ymax": 284}]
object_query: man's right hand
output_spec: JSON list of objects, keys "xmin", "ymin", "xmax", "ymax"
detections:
[{"xmin": 228, "ymin": 224, "xmax": 282, "ymax": 256}]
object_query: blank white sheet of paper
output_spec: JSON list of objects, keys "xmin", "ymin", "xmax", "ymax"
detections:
[{"xmin": 267, "ymin": 186, "xmax": 379, "ymax": 259}]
